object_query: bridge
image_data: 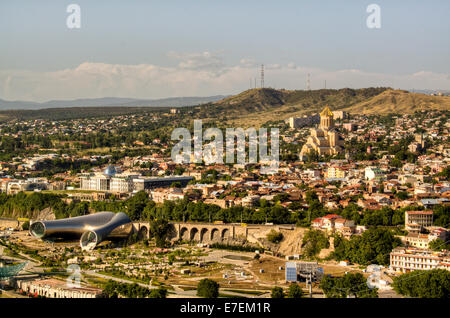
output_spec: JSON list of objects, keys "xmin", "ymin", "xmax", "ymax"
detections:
[
  {"xmin": 133, "ymin": 221, "xmax": 294, "ymax": 243},
  {"xmin": 133, "ymin": 222, "xmax": 249, "ymax": 243}
]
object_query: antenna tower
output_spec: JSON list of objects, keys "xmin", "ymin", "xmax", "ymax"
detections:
[{"xmin": 261, "ymin": 64, "xmax": 265, "ymax": 88}]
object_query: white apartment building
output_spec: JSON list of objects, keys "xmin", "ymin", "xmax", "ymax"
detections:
[
  {"xmin": 79, "ymin": 173, "xmax": 110, "ymax": 191},
  {"xmin": 403, "ymin": 228, "xmax": 447, "ymax": 249},
  {"xmin": 17, "ymin": 278, "xmax": 102, "ymax": 298},
  {"xmin": 110, "ymin": 175, "xmax": 139, "ymax": 193},
  {"xmin": 79, "ymin": 171, "xmax": 139, "ymax": 193},
  {"xmin": 390, "ymin": 247, "xmax": 450, "ymax": 273}
]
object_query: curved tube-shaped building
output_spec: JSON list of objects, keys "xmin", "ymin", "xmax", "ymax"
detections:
[
  {"xmin": 29, "ymin": 212, "xmax": 132, "ymax": 250},
  {"xmin": 80, "ymin": 212, "xmax": 132, "ymax": 250}
]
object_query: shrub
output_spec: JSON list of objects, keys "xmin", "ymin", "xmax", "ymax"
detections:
[
  {"xmin": 271, "ymin": 286, "xmax": 284, "ymax": 298},
  {"xmin": 197, "ymin": 279, "xmax": 219, "ymax": 298},
  {"xmin": 267, "ymin": 230, "xmax": 283, "ymax": 244}
]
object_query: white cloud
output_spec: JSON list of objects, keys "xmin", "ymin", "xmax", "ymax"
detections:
[
  {"xmin": 0, "ymin": 53, "xmax": 449, "ymax": 102},
  {"xmin": 167, "ymin": 51, "xmax": 225, "ymax": 73}
]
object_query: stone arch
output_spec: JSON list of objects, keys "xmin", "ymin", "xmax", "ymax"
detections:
[
  {"xmin": 190, "ymin": 227, "xmax": 199, "ymax": 241},
  {"xmin": 200, "ymin": 228, "xmax": 209, "ymax": 242},
  {"xmin": 221, "ymin": 228, "xmax": 230, "ymax": 240},
  {"xmin": 180, "ymin": 227, "xmax": 189, "ymax": 241},
  {"xmin": 166, "ymin": 223, "xmax": 178, "ymax": 241},
  {"xmin": 210, "ymin": 228, "xmax": 220, "ymax": 241},
  {"xmin": 137, "ymin": 226, "xmax": 148, "ymax": 240}
]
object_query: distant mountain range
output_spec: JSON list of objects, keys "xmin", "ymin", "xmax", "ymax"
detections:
[{"xmin": 0, "ymin": 95, "xmax": 228, "ymax": 110}]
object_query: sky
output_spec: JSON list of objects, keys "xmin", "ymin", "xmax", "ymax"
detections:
[{"xmin": 0, "ymin": 0, "xmax": 449, "ymax": 102}]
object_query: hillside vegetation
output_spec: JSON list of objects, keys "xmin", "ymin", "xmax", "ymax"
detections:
[
  {"xmin": 194, "ymin": 87, "xmax": 449, "ymax": 127},
  {"xmin": 342, "ymin": 89, "xmax": 450, "ymax": 114},
  {"xmin": 195, "ymin": 87, "xmax": 387, "ymax": 120}
]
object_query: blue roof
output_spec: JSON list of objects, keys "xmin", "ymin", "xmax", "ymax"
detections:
[{"xmin": 103, "ymin": 165, "xmax": 116, "ymax": 176}]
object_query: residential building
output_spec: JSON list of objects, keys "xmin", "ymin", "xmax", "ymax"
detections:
[
  {"xmin": 288, "ymin": 115, "xmax": 320, "ymax": 129},
  {"xmin": 390, "ymin": 247, "xmax": 450, "ymax": 273},
  {"xmin": 17, "ymin": 278, "xmax": 102, "ymax": 298},
  {"xmin": 405, "ymin": 210, "xmax": 433, "ymax": 232},
  {"xmin": 365, "ymin": 167, "xmax": 385, "ymax": 181}
]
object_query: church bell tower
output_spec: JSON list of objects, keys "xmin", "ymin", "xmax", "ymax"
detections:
[{"xmin": 320, "ymin": 106, "xmax": 334, "ymax": 130}]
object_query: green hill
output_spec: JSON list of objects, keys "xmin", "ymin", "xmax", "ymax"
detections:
[{"xmin": 192, "ymin": 87, "xmax": 389, "ymax": 126}]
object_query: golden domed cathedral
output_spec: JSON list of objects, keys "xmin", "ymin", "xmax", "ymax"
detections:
[{"xmin": 299, "ymin": 106, "xmax": 344, "ymax": 160}]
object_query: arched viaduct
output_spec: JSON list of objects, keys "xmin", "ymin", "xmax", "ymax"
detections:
[{"xmin": 133, "ymin": 222, "xmax": 251, "ymax": 243}]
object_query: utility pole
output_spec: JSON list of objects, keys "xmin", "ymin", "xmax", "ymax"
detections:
[{"xmin": 309, "ymin": 272, "xmax": 313, "ymax": 298}]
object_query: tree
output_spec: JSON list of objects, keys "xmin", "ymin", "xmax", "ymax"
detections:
[
  {"xmin": 271, "ymin": 286, "xmax": 284, "ymax": 298},
  {"xmin": 287, "ymin": 284, "xmax": 303, "ymax": 298},
  {"xmin": 170, "ymin": 181, "xmax": 182, "ymax": 188},
  {"xmin": 267, "ymin": 230, "xmax": 283, "ymax": 243},
  {"xmin": 168, "ymin": 254, "xmax": 175, "ymax": 265},
  {"xmin": 433, "ymin": 205, "xmax": 450, "ymax": 228},
  {"xmin": 126, "ymin": 191, "xmax": 149, "ymax": 220},
  {"xmin": 428, "ymin": 238, "xmax": 450, "ymax": 251},
  {"xmin": 197, "ymin": 279, "xmax": 219, "ymax": 298},
  {"xmin": 396, "ymin": 191, "xmax": 409, "ymax": 200},
  {"xmin": 273, "ymin": 193, "xmax": 290, "ymax": 203},
  {"xmin": 332, "ymin": 228, "xmax": 401, "ymax": 266},
  {"xmin": 393, "ymin": 269, "xmax": 450, "ymax": 298},
  {"xmin": 149, "ymin": 219, "xmax": 171, "ymax": 247},
  {"xmin": 149, "ymin": 288, "xmax": 168, "ymax": 298},
  {"xmin": 321, "ymin": 273, "xmax": 378, "ymax": 298},
  {"xmin": 301, "ymin": 229, "xmax": 330, "ymax": 258},
  {"xmin": 21, "ymin": 221, "xmax": 30, "ymax": 230}
]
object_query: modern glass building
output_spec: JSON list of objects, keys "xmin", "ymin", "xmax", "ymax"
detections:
[
  {"xmin": 0, "ymin": 262, "xmax": 27, "ymax": 280},
  {"xmin": 285, "ymin": 261, "xmax": 324, "ymax": 282},
  {"xmin": 285, "ymin": 262, "xmax": 298, "ymax": 282}
]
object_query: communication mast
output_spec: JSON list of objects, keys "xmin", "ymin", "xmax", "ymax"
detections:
[
  {"xmin": 307, "ymin": 73, "xmax": 311, "ymax": 90},
  {"xmin": 261, "ymin": 64, "xmax": 265, "ymax": 88}
]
